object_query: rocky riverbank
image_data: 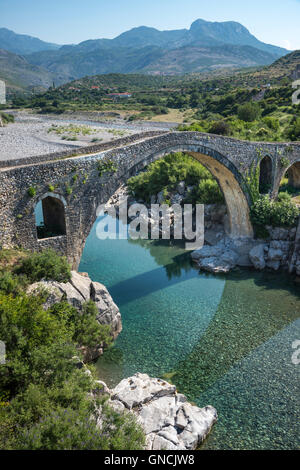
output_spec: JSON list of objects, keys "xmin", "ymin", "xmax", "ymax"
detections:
[
  {"xmin": 106, "ymin": 184, "xmax": 227, "ymax": 245},
  {"xmin": 94, "ymin": 373, "xmax": 217, "ymax": 450},
  {"xmin": 28, "ymin": 270, "xmax": 122, "ymax": 361},
  {"xmin": 27, "ymin": 270, "xmax": 217, "ymax": 449},
  {"xmin": 191, "ymin": 224, "xmax": 299, "ymax": 274}
]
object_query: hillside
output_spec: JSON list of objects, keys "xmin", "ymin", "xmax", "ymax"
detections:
[
  {"xmin": 245, "ymin": 50, "xmax": 300, "ymax": 84},
  {"xmin": 0, "ymin": 49, "xmax": 54, "ymax": 92},
  {"xmin": 143, "ymin": 44, "xmax": 278, "ymax": 74}
]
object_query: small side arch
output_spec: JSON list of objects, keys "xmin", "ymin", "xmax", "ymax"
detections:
[
  {"xmin": 35, "ymin": 192, "xmax": 67, "ymax": 239},
  {"xmin": 259, "ymin": 156, "xmax": 273, "ymax": 194},
  {"xmin": 286, "ymin": 161, "xmax": 300, "ymax": 189}
]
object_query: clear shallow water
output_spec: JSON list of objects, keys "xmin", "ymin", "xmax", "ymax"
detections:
[{"xmin": 79, "ymin": 216, "xmax": 300, "ymax": 450}]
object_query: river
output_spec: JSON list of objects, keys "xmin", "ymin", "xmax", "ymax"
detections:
[{"xmin": 79, "ymin": 215, "xmax": 300, "ymax": 450}]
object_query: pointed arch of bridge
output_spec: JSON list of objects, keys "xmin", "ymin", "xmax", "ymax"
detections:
[{"xmin": 134, "ymin": 144, "xmax": 254, "ymax": 239}]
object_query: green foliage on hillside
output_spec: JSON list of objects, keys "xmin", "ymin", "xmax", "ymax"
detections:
[
  {"xmin": 0, "ymin": 249, "xmax": 145, "ymax": 450},
  {"xmin": 127, "ymin": 152, "xmax": 224, "ymax": 205},
  {"xmin": 7, "ymin": 48, "xmax": 300, "ymax": 143}
]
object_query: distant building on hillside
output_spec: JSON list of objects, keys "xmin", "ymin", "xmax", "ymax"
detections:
[
  {"xmin": 0, "ymin": 80, "xmax": 6, "ymax": 105},
  {"xmin": 107, "ymin": 92, "xmax": 132, "ymax": 100}
]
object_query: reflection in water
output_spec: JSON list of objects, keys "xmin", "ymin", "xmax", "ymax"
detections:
[
  {"xmin": 128, "ymin": 238, "xmax": 194, "ymax": 280},
  {"xmin": 79, "ymin": 215, "xmax": 300, "ymax": 450}
]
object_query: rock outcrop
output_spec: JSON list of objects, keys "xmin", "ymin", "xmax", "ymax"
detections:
[
  {"xmin": 105, "ymin": 373, "xmax": 217, "ymax": 450},
  {"xmin": 28, "ymin": 271, "xmax": 122, "ymax": 360},
  {"xmin": 249, "ymin": 244, "xmax": 266, "ymax": 270},
  {"xmin": 191, "ymin": 237, "xmax": 254, "ymax": 273},
  {"xmin": 192, "ymin": 225, "xmax": 298, "ymax": 274}
]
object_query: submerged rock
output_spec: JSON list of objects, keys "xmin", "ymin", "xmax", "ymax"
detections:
[
  {"xmin": 27, "ymin": 271, "xmax": 122, "ymax": 361},
  {"xmin": 108, "ymin": 373, "xmax": 217, "ymax": 450}
]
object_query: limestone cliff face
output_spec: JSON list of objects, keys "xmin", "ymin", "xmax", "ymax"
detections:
[{"xmin": 27, "ymin": 271, "xmax": 122, "ymax": 361}]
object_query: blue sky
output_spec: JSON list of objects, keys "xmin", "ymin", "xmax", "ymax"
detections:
[{"xmin": 1, "ymin": 0, "xmax": 300, "ymax": 50}]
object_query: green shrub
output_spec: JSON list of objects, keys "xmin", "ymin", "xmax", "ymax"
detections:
[
  {"xmin": 185, "ymin": 179, "xmax": 224, "ymax": 205},
  {"xmin": 250, "ymin": 195, "xmax": 299, "ymax": 228},
  {"xmin": 11, "ymin": 400, "xmax": 144, "ymax": 450},
  {"xmin": 0, "ymin": 248, "xmax": 145, "ymax": 451},
  {"xmin": 15, "ymin": 249, "xmax": 71, "ymax": 283},
  {"xmin": 0, "ymin": 272, "xmax": 26, "ymax": 296},
  {"xmin": 27, "ymin": 187, "xmax": 36, "ymax": 198},
  {"xmin": 288, "ymin": 118, "xmax": 300, "ymax": 141},
  {"xmin": 271, "ymin": 199, "xmax": 299, "ymax": 227},
  {"xmin": 209, "ymin": 120, "xmax": 231, "ymax": 136},
  {"xmin": 238, "ymin": 103, "xmax": 260, "ymax": 122},
  {"xmin": 49, "ymin": 300, "xmax": 112, "ymax": 349},
  {"xmin": 0, "ymin": 112, "xmax": 14, "ymax": 124},
  {"xmin": 127, "ymin": 152, "xmax": 222, "ymax": 204}
]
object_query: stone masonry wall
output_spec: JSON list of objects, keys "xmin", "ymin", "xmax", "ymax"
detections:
[{"xmin": 0, "ymin": 131, "xmax": 300, "ymax": 269}]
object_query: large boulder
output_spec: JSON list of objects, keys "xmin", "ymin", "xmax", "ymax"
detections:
[
  {"xmin": 192, "ymin": 240, "xmax": 239, "ymax": 274},
  {"xmin": 27, "ymin": 271, "xmax": 122, "ymax": 360},
  {"xmin": 109, "ymin": 373, "xmax": 217, "ymax": 450},
  {"xmin": 249, "ymin": 244, "xmax": 266, "ymax": 270}
]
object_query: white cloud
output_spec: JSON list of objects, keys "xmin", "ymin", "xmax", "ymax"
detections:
[{"xmin": 282, "ymin": 39, "xmax": 292, "ymax": 50}]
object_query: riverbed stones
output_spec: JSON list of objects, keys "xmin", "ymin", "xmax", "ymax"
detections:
[
  {"xmin": 109, "ymin": 373, "xmax": 217, "ymax": 450},
  {"xmin": 27, "ymin": 271, "xmax": 122, "ymax": 360}
]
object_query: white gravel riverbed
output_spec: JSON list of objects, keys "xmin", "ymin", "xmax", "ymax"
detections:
[{"xmin": 0, "ymin": 111, "xmax": 177, "ymax": 162}]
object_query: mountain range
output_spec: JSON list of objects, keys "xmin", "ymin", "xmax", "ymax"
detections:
[{"xmin": 0, "ymin": 19, "xmax": 291, "ymax": 91}]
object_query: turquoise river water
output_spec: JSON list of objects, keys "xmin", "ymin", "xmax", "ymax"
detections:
[{"xmin": 79, "ymin": 215, "xmax": 300, "ymax": 450}]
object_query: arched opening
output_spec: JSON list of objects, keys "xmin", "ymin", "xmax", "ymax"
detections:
[
  {"xmin": 73, "ymin": 144, "xmax": 254, "ymax": 269},
  {"xmin": 259, "ymin": 156, "xmax": 272, "ymax": 194},
  {"xmin": 187, "ymin": 151, "xmax": 253, "ymax": 238},
  {"xmin": 35, "ymin": 194, "xmax": 67, "ymax": 239},
  {"xmin": 287, "ymin": 162, "xmax": 300, "ymax": 189},
  {"xmin": 279, "ymin": 161, "xmax": 300, "ymax": 203}
]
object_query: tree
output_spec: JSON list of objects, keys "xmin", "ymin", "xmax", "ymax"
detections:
[
  {"xmin": 238, "ymin": 102, "xmax": 260, "ymax": 122},
  {"xmin": 209, "ymin": 121, "xmax": 231, "ymax": 136}
]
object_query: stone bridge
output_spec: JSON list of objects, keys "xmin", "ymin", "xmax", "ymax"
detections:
[{"xmin": 1, "ymin": 131, "xmax": 300, "ymax": 268}]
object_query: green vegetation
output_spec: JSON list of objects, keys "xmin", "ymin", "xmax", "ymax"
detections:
[
  {"xmin": 0, "ymin": 248, "xmax": 145, "ymax": 450},
  {"xmin": 250, "ymin": 193, "xmax": 299, "ymax": 228},
  {"xmin": 6, "ymin": 52, "xmax": 299, "ymax": 143},
  {"xmin": 0, "ymin": 112, "xmax": 14, "ymax": 124},
  {"xmin": 97, "ymin": 159, "xmax": 118, "ymax": 178},
  {"xmin": 15, "ymin": 249, "xmax": 71, "ymax": 283},
  {"xmin": 127, "ymin": 152, "xmax": 224, "ymax": 205},
  {"xmin": 27, "ymin": 186, "xmax": 37, "ymax": 198}
]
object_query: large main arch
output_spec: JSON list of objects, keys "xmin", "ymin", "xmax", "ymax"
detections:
[
  {"xmin": 71, "ymin": 140, "xmax": 255, "ymax": 268},
  {"xmin": 124, "ymin": 143, "xmax": 254, "ymax": 238}
]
